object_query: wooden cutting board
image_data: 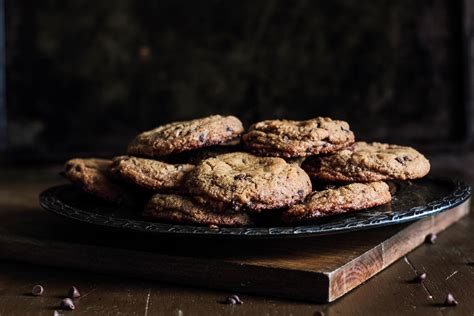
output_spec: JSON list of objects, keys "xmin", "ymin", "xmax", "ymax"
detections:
[{"xmin": 0, "ymin": 179, "xmax": 469, "ymax": 303}]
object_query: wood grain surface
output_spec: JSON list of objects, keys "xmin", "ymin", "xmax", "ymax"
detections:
[{"xmin": 0, "ymin": 166, "xmax": 469, "ymax": 307}]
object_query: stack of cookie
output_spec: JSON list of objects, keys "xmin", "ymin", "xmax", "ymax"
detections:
[{"xmin": 63, "ymin": 115, "xmax": 430, "ymax": 227}]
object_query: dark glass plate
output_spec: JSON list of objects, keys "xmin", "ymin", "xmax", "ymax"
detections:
[{"xmin": 39, "ymin": 178, "xmax": 470, "ymax": 238}]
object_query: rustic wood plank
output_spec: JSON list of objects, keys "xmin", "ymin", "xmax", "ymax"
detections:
[
  {"xmin": 321, "ymin": 255, "xmax": 444, "ymax": 316},
  {"xmin": 0, "ymin": 202, "xmax": 468, "ymax": 303},
  {"xmin": 404, "ymin": 211, "xmax": 474, "ymax": 315}
]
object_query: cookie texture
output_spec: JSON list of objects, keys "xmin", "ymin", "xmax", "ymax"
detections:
[
  {"xmin": 186, "ymin": 152, "xmax": 312, "ymax": 211},
  {"xmin": 64, "ymin": 158, "xmax": 125, "ymax": 203},
  {"xmin": 302, "ymin": 142, "xmax": 431, "ymax": 182},
  {"xmin": 242, "ymin": 117, "xmax": 355, "ymax": 157},
  {"xmin": 111, "ymin": 156, "xmax": 194, "ymax": 191},
  {"xmin": 144, "ymin": 193, "xmax": 253, "ymax": 227},
  {"xmin": 127, "ymin": 115, "xmax": 244, "ymax": 157},
  {"xmin": 282, "ymin": 181, "xmax": 391, "ymax": 223}
]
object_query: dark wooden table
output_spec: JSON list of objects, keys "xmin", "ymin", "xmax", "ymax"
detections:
[{"xmin": 1, "ymin": 153, "xmax": 474, "ymax": 315}]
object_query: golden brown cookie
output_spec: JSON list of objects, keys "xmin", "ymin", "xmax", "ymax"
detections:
[
  {"xmin": 127, "ymin": 115, "xmax": 244, "ymax": 158},
  {"xmin": 63, "ymin": 158, "xmax": 126, "ymax": 203},
  {"xmin": 282, "ymin": 181, "xmax": 391, "ymax": 223},
  {"xmin": 242, "ymin": 117, "xmax": 355, "ymax": 157},
  {"xmin": 302, "ymin": 142, "xmax": 430, "ymax": 182},
  {"xmin": 144, "ymin": 193, "xmax": 253, "ymax": 227},
  {"xmin": 110, "ymin": 156, "xmax": 194, "ymax": 191},
  {"xmin": 186, "ymin": 152, "xmax": 312, "ymax": 211}
]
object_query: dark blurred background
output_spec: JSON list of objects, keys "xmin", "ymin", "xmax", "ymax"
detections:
[{"xmin": 2, "ymin": 0, "xmax": 473, "ymax": 162}]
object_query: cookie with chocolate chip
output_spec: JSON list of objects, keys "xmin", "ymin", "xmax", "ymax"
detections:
[
  {"xmin": 127, "ymin": 115, "xmax": 244, "ymax": 158},
  {"xmin": 282, "ymin": 181, "xmax": 391, "ymax": 223},
  {"xmin": 63, "ymin": 158, "xmax": 127, "ymax": 203},
  {"xmin": 186, "ymin": 152, "xmax": 312, "ymax": 211},
  {"xmin": 110, "ymin": 156, "xmax": 194, "ymax": 191},
  {"xmin": 242, "ymin": 117, "xmax": 355, "ymax": 157},
  {"xmin": 302, "ymin": 142, "xmax": 430, "ymax": 182},
  {"xmin": 144, "ymin": 193, "xmax": 253, "ymax": 227}
]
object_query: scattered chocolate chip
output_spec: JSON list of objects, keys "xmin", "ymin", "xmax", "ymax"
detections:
[
  {"xmin": 229, "ymin": 294, "xmax": 243, "ymax": 304},
  {"xmin": 224, "ymin": 294, "xmax": 243, "ymax": 305},
  {"xmin": 413, "ymin": 273, "xmax": 426, "ymax": 283},
  {"xmin": 68, "ymin": 286, "xmax": 81, "ymax": 299},
  {"xmin": 60, "ymin": 298, "xmax": 75, "ymax": 310},
  {"xmin": 395, "ymin": 157, "xmax": 406, "ymax": 165},
  {"xmin": 234, "ymin": 174, "xmax": 251, "ymax": 181},
  {"xmin": 234, "ymin": 174, "xmax": 246, "ymax": 181},
  {"xmin": 425, "ymin": 233, "xmax": 437, "ymax": 244},
  {"xmin": 32, "ymin": 285, "xmax": 44, "ymax": 296},
  {"xmin": 444, "ymin": 293, "xmax": 458, "ymax": 306}
]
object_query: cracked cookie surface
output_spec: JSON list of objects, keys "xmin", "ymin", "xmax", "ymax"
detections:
[
  {"xmin": 111, "ymin": 156, "xmax": 194, "ymax": 191},
  {"xmin": 302, "ymin": 142, "xmax": 430, "ymax": 182},
  {"xmin": 186, "ymin": 152, "xmax": 312, "ymax": 211},
  {"xmin": 144, "ymin": 193, "xmax": 253, "ymax": 227},
  {"xmin": 282, "ymin": 181, "xmax": 391, "ymax": 223},
  {"xmin": 242, "ymin": 117, "xmax": 354, "ymax": 157},
  {"xmin": 127, "ymin": 115, "xmax": 244, "ymax": 157},
  {"xmin": 64, "ymin": 158, "xmax": 126, "ymax": 203}
]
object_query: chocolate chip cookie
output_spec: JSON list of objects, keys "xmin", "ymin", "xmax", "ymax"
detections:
[
  {"xmin": 127, "ymin": 115, "xmax": 244, "ymax": 158},
  {"xmin": 242, "ymin": 117, "xmax": 355, "ymax": 157},
  {"xmin": 302, "ymin": 142, "xmax": 430, "ymax": 182},
  {"xmin": 144, "ymin": 193, "xmax": 253, "ymax": 227},
  {"xmin": 110, "ymin": 156, "xmax": 194, "ymax": 191},
  {"xmin": 282, "ymin": 181, "xmax": 391, "ymax": 223},
  {"xmin": 64, "ymin": 158, "xmax": 126, "ymax": 203},
  {"xmin": 186, "ymin": 152, "xmax": 312, "ymax": 211}
]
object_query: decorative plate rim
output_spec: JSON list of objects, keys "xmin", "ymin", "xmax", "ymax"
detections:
[{"xmin": 39, "ymin": 178, "xmax": 471, "ymax": 239}]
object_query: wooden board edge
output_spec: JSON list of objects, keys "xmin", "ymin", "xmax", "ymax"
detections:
[
  {"xmin": 327, "ymin": 199, "xmax": 471, "ymax": 302},
  {"xmin": 0, "ymin": 232, "xmax": 331, "ymax": 302}
]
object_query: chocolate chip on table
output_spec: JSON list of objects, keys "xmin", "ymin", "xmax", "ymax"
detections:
[
  {"xmin": 444, "ymin": 293, "xmax": 458, "ymax": 306},
  {"xmin": 68, "ymin": 286, "xmax": 81, "ymax": 299},
  {"xmin": 31, "ymin": 284, "xmax": 44, "ymax": 296},
  {"xmin": 425, "ymin": 233, "xmax": 437, "ymax": 244},
  {"xmin": 229, "ymin": 294, "xmax": 243, "ymax": 304},
  {"xmin": 60, "ymin": 298, "xmax": 75, "ymax": 310},
  {"xmin": 413, "ymin": 272, "xmax": 427, "ymax": 283},
  {"xmin": 224, "ymin": 294, "xmax": 243, "ymax": 305}
]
